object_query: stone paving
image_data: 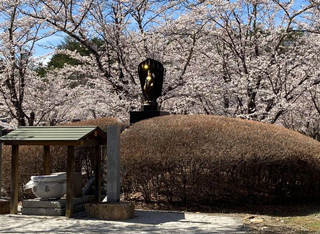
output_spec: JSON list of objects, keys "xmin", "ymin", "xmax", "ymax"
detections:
[{"xmin": 0, "ymin": 210, "xmax": 246, "ymax": 233}]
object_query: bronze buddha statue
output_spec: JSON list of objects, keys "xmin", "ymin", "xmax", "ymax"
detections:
[{"xmin": 143, "ymin": 70, "xmax": 155, "ymax": 104}]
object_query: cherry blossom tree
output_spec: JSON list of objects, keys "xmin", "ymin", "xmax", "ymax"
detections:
[
  {"xmin": 22, "ymin": 0, "xmax": 188, "ymax": 121},
  {"xmin": 157, "ymin": 0, "xmax": 320, "ymax": 125},
  {"xmin": 0, "ymin": 0, "xmax": 49, "ymax": 126},
  {"xmin": 4, "ymin": 0, "xmax": 319, "ymax": 136},
  {"xmin": 0, "ymin": 0, "xmax": 84, "ymax": 127}
]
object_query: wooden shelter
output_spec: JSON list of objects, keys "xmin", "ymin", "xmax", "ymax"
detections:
[{"xmin": 0, "ymin": 126, "xmax": 107, "ymax": 218}]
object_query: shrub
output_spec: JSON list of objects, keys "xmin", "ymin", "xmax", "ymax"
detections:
[
  {"xmin": 121, "ymin": 115, "xmax": 320, "ymax": 207},
  {"xmin": 0, "ymin": 117, "xmax": 125, "ymax": 199}
]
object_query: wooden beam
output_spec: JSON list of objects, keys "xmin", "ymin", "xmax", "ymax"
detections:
[
  {"xmin": 94, "ymin": 145, "xmax": 101, "ymax": 203},
  {"xmin": 43, "ymin": 146, "xmax": 50, "ymax": 175},
  {"xmin": 10, "ymin": 145, "xmax": 19, "ymax": 214},
  {"xmin": 80, "ymin": 139, "xmax": 100, "ymax": 146},
  {"xmin": 66, "ymin": 146, "xmax": 74, "ymax": 218}
]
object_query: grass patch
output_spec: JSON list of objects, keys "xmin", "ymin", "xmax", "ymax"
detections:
[{"xmin": 284, "ymin": 215, "xmax": 320, "ymax": 232}]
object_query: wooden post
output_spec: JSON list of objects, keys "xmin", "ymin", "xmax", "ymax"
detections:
[
  {"xmin": 10, "ymin": 145, "xmax": 19, "ymax": 214},
  {"xmin": 43, "ymin": 146, "xmax": 50, "ymax": 175},
  {"xmin": 94, "ymin": 145, "xmax": 101, "ymax": 202},
  {"xmin": 66, "ymin": 146, "xmax": 74, "ymax": 218}
]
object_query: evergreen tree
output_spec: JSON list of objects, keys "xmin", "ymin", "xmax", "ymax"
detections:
[{"xmin": 48, "ymin": 37, "xmax": 92, "ymax": 69}]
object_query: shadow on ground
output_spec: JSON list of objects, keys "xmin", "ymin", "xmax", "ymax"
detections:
[
  {"xmin": 73, "ymin": 210, "xmax": 186, "ymax": 224},
  {"xmin": 135, "ymin": 200, "xmax": 320, "ymax": 217},
  {"xmin": 125, "ymin": 210, "xmax": 185, "ymax": 224}
]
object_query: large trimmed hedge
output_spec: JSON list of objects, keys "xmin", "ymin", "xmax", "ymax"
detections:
[{"xmin": 121, "ymin": 115, "xmax": 320, "ymax": 206}]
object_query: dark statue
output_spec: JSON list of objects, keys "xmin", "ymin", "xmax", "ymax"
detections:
[
  {"xmin": 130, "ymin": 58, "xmax": 168, "ymax": 124},
  {"xmin": 143, "ymin": 70, "xmax": 155, "ymax": 104},
  {"xmin": 138, "ymin": 58, "xmax": 164, "ymax": 108}
]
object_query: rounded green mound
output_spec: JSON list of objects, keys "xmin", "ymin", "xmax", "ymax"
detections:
[{"xmin": 121, "ymin": 115, "xmax": 320, "ymax": 206}]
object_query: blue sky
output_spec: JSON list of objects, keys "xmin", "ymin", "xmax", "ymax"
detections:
[
  {"xmin": 34, "ymin": 34, "xmax": 64, "ymax": 64},
  {"xmin": 34, "ymin": 35, "xmax": 64, "ymax": 56}
]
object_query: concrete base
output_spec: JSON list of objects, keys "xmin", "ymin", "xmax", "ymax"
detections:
[
  {"xmin": 85, "ymin": 202, "xmax": 134, "ymax": 221},
  {"xmin": 130, "ymin": 111, "xmax": 169, "ymax": 125},
  {"xmin": 21, "ymin": 195, "xmax": 94, "ymax": 216},
  {"xmin": 0, "ymin": 199, "xmax": 10, "ymax": 214}
]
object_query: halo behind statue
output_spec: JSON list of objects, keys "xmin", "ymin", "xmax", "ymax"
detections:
[{"xmin": 138, "ymin": 58, "xmax": 164, "ymax": 105}]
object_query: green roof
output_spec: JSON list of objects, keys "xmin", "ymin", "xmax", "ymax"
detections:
[{"xmin": 0, "ymin": 126, "xmax": 107, "ymax": 145}]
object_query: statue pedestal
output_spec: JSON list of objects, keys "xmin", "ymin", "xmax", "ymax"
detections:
[
  {"xmin": 141, "ymin": 103, "xmax": 159, "ymax": 111},
  {"xmin": 130, "ymin": 110, "xmax": 169, "ymax": 125}
]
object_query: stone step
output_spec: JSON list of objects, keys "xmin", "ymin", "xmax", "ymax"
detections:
[
  {"xmin": 21, "ymin": 203, "xmax": 85, "ymax": 216},
  {"xmin": 22, "ymin": 195, "xmax": 94, "ymax": 208},
  {"xmin": 21, "ymin": 195, "xmax": 95, "ymax": 216}
]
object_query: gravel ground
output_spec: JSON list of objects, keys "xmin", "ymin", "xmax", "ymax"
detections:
[{"xmin": 0, "ymin": 210, "xmax": 246, "ymax": 234}]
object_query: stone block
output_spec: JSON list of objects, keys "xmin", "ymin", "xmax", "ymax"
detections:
[
  {"xmin": 23, "ymin": 195, "xmax": 95, "ymax": 209},
  {"xmin": 21, "ymin": 202, "xmax": 87, "ymax": 216},
  {"xmin": 85, "ymin": 202, "xmax": 134, "ymax": 221},
  {"xmin": 23, "ymin": 199, "xmax": 66, "ymax": 208},
  {"xmin": 21, "ymin": 195, "xmax": 95, "ymax": 216},
  {"xmin": 130, "ymin": 111, "xmax": 169, "ymax": 125},
  {"xmin": 0, "ymin": 199, "xmax": 10, "ymax": 214},
  {"xmin": 21, "ymin": 207, "xmax": 64, "ymax": 216}
]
